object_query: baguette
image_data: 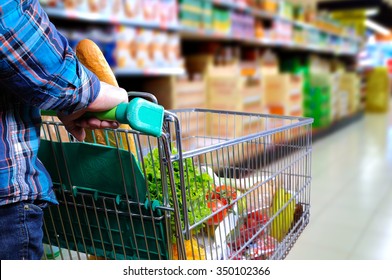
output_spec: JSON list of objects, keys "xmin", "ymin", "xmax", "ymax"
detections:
[
  {"xmin": 76, "ymin": 39, "xmax": 118, "ymax": 87},
  {"xmin": 75, "ymin": 39, "xmax": 136, "ymax": 154}
]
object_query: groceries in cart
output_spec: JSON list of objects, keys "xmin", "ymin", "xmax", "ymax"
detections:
[{"xmin": 39, "ymin": 107, "xmax": 312, "ymax": 260}]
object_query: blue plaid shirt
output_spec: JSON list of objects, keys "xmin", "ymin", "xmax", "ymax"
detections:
[{"xmin": 0, "ymin": 0, "xmax": 100, "ymax": 206}]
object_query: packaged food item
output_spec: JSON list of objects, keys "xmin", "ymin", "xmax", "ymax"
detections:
[
  {"xmin": 150, "ymin": 31, "xmax": 169, "ymax": 67},
  {"xmin": 115, "ymin": 26, "xmax": 137, "ymax": 68},
  {"xmin": 123, "ymin": 0, "xmax": 142, "ymax": 20},
  {"xmin": 243, "ymin": 235, "xmax": 277, "ymax": 260},
  {"xmin": 172, "ymin": 239, "xmax": 206, "ymax": 260},
  {"xmin": 167, "ymin": 33, "xmax": 183, "ymax": 68},
  {"xmin": 87, "ymin": 0, "xmax": 102, "ymax": 13},
  {"xmin": 246, "ymin": 180, "xmax": 276, "ymax": 212},
  {"xmin": 142, "ymin": 0, "xmax": 159, "ymax": 23},
  {"xmin": 135, "ymin": 28, "xmax": 154, "ymax": 69},
  {"xmin": 158, "ymin": 0, "xmax": 178, "ymax": 27},
  {"xmin": 40, "ymin": 0, "xmax": 60, "ymax": 7},
  {"xmin": 63, "ymin": 0, "xmax": 86, "ymax": 10},
  {"xmin": 108, "ymin": 0, "xmax": 124, "ymax": 18}
]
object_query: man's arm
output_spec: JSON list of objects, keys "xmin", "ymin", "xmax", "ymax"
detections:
[{"xmin": 0, "ymin": 0, "xmax": 100, "ymax": 115}]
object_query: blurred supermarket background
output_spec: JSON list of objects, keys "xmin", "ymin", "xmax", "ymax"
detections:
[{"xmin": 41, "ymin": 0, "xmax": 392, "ymax": 259}]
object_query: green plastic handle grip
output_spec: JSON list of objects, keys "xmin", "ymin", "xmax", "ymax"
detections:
[{"xmin": 41, "ymin": 98, "xmax": 164, "ymax": 137}]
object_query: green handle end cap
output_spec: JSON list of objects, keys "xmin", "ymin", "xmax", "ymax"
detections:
[{"xmin": 117, "ymin": 98, "xmax": 164, "ymax": 137}]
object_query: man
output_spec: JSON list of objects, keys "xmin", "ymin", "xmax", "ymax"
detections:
[{"xmin": 0, "ymin": 0, "xmax": 127, "ymax": 259}]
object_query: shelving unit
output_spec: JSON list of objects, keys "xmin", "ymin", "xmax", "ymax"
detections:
[
  {"xmin": 42, "ymin": 0, "xmax": 365, "ymax": 136},
  {"xmin": 43, "ymin": 6, "xmax": 180, "ymax": 31},
  {"xmin": 44, "ymin": 4, "xmax": 362, "ymax": 59},
  {"xmin": 113, "ymin": 67, "xmax": 185, "ymax": 77}
]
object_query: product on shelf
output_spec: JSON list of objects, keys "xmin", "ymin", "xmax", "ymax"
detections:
[
  {"xmin": 174, "ymin": 74, "xmax": 207, "ymax": 108},
  {"xmin": 231, "ymin": 12, "xmax": 254, "ymax": 39},
  {"xmin": 254, "ymin": 20, "xmax": 264, "ymax": 39},
  {"xmin": 159, "ymin": 0, "xmax": 179, "ymax": 27},
  {"xmin": 365, "ymin": 67, "xmax": 390, "ymax": 113},
  {"xmin": 259, "ymin": 49, "xmax": 279, "ymax": 76},
  {"xmin": 278, "ymin": 0, "xmax": 294, "ymax": 20},
  {"xmin": 179, "ymin": 0, "xmax": 212, "ymax": 30},
  {"xmin": 272, "ymin": 19, "xmax": 293, "ymax": 43},
  {"xmin": 43, "ymin": 0, "xmax": 178, "ymax": 27},
  {"xmin": 339, "ymin": 72, "xmax": 361, "ymax": 116},
  {"xmin": 59, "ymin": 24, "xmax": 183, "ymax": 72},
  {"xmin": 262, "ymin": 73, "xmax": 303, "ymax": 117},
  {"xmin": 115, "ymin": 26, "xmax": 138, "ymax": 68},
  {"xmin": 212, "ymin": 7, "xmax": 231, "ymax": 34},
  {"xmin": 303, "ymin": 74, "xmax": 332, "ymax": 129},
  {"xmin": 142, "ymin": 0, "xmax": 159, "ymax": 23},
  {"xmin": 260, "ymin": 0, "xmax": 278, "ymax": 13},
  {"xmin": 123, "ymin": 0, "xmax": 142, "ymax": 20}
]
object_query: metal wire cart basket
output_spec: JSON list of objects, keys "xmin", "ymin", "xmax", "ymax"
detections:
[{"xmin": 39, "ymin": 105, "xmax": 313, "ymax": 260}]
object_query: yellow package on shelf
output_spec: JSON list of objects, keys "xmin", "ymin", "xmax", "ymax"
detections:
[{"xmin": 365, "ymin": 67, "xmax": 390, "ymax": 113}]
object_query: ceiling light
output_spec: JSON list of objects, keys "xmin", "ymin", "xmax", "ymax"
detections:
[{"xmin": 365, "ymin": 19, "xmax": 391, "ymax": 36}]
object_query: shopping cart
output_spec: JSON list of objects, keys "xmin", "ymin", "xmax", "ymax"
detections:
[{"xmin": 39, "ymin": 94, "xmax": 313, "ymax": 260}]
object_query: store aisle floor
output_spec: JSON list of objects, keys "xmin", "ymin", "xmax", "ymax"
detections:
[{"xmin": 286, "ymin": 108, "xmax": 392, "ymax": 260}]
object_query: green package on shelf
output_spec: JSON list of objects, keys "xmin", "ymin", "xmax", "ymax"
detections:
[
  {"xmin": 180, "ymin": 11, "xmax": 202, "ymax": 27},
  {"xmin": 311, "ymin": 116, "xmax": 332, "ymax": 128},
  {"xmin": 303, "ymin": 92, "xmax": 331, "ymax": 105},
  {"xmin": 303, "ymin": 106, "xmax": 331, "ymax": 118}
]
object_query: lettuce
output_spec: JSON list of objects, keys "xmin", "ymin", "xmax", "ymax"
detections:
[{"xmin": 143, "ymin": 147, "xmax": 213, "ymax": 239}]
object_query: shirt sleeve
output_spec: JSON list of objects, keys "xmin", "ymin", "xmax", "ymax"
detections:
[{"xmin": 0, "ymin": 0, "xmax": 100, "ymax": 115}]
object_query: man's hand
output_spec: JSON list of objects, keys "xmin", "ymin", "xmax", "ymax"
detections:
[{"xmin": 58, "ymin": 81, "xmax": 128, "ymax": 141}]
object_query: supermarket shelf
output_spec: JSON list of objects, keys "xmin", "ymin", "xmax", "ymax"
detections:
[
  {"xmin": 44, "ymin": 5, "xmax": 361, "ymax": 58},
  {"xmin": 217, "ymin": 111, "xmax": 365, "ymax": 175},
  {"xmin": 114, "ymin": 67, "xmax": 185, "ymax": 77},
  {"xmin": 210, "ymin": 0, "xmax": 362, "ymax": 43},
  {"xmin": 312, "ymin": 110, "xmax": 365, "ymax": 142},
  {"xmin": 44, "ymin": 5, "xmax": 361, "ymax": 44},
  {"xmin": 180, "ymin": 27, "xmax": 358, "ymax": 57},
  {"xmin": 44, "ymin": 7, "xmax": 180, "ymax": 31}
]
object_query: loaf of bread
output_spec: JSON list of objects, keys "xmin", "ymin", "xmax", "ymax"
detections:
[
  {"xmin": 76, "ymin": 39, "xmax": 118, "ymax": 87},
  {"xmin": 75, "ymin": 39, "xmax": 136, "ymax": 154}
]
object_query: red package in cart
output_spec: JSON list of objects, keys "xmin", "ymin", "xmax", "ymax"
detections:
[{"xmin": 244, "ymin": 235, "xmax": 277, "ymax": 260}]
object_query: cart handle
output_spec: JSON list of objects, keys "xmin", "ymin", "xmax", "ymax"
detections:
[{"xmin": 42, "ymin": 95, "xmax": 164, "ymax": 137}]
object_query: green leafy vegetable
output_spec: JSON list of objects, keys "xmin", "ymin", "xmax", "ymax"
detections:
[{"xmin": 143, "ymin": 147, "xmax": 213, "ymax": 239}]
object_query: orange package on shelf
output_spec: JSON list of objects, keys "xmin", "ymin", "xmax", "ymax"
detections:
[{"xmin": 260, "ymin": 0, "xmax": 278, "ymax": 14}]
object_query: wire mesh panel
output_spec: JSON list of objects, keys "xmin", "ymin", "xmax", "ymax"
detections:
[
  {"xmin": 165, "ymin": 109, "xmax": 312, "ymax": 260},
  {"xmin": 39, "ymin": 118, "xmax": 182, "ymax": 260},
  {"xmin": 39, "ymin": 109, "xmax": 312, "ymax": 260}
]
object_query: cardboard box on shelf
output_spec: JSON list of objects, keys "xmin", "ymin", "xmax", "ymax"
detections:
[
  {"xmin": 262, "ymin": 74, "xmax": 303, "ymax": 117},
  {"xmin": 339, "ymin": 72, "xmax": 361, "ymax": 115},
  {"xmin": 175, "ymin": 75, "xmax": 207, "ymax": 109},
  {"xmin": 259, "ymin": 50, "xmax": 280, "ymax": 77}
]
